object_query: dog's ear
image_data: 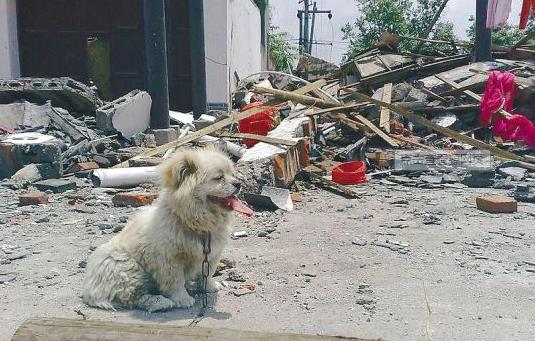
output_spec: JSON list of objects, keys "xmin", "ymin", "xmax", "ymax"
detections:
[{"xmin": 159, "ymin": 153, "xmax": 197, "ymax": 188}]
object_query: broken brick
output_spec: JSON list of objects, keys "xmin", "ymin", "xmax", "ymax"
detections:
[
  {"xmin": 66, "ymin": 162, "xmax": 100, "ymax": 173},
  {"xmin": 476, "ymin": 195, "xmax": 517, "ymax": 213},
  {"xmin": 19, "ymin": 192, "xmax": 49, "ymax": 206},
  {"xmin": 112, "ymin": 192, "xmax": 158, "ymax": 207}
]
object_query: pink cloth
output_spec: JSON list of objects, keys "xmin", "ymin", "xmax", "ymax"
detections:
[
  {"xmin": 480, "ymin": 71, "xmax": 535, "ymax": 147},
  {"xmin": 486, "ymin": 0, "xmax": 512, "ymax": 28}
]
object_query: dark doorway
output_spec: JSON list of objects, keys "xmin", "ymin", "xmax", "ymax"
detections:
[{"xmin": 17, "ymin": 0, "xmax": 192, "ymax": 111}]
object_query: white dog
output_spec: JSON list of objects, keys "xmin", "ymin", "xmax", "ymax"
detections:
[{"xmin": 82, "ymin": 147, "xmax": 253, "ymax": 312}]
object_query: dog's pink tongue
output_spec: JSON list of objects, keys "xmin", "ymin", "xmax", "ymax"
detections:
[{"xmin": 224, "ymin": 196, "xmax": 254, "ymax": 217}]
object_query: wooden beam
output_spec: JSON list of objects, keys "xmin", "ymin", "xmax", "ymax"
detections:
[
  {"xmin": 379, "ymin": 83, "xmax": 393, "ymax": 133},
  {"xmin": 354, "ymin": 114, "xmax": 399, "ymax": 147},
  {"xmin": 343, "ymin": 89, "xmax": 532, "ymax": 164},
  {"xmin": 303, "ymin": 103, "xmax": 365, "ymax": 117},
  {"xmin": 252, "ymin": 86, "xmax": 340, "ymax": 108},
  {"xmin": 218, "ymin": 132, "xmax": 298, "ymax": 146},
  {"xmin": 12, "ymin": 318, "xmax": 376, "ymax": 341},
  {"xmin": 113, "ymin": 80, "xmax": 329, "ymax": 168},
  {"xmin": 435, "ymin": 74, "xmax": 511, "ymax": 117}
]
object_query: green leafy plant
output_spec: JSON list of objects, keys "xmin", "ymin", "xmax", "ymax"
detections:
[
  {"xmin": 268, "ymin": 25, "xmax": 298, "ymax": 73},
  {"xmin": 466, "ymin": 15, "xmax": 535, "ymax": 46},
  {"xmin": 341, "ymin": 0, "xmax": 458, "ymax": 60}
]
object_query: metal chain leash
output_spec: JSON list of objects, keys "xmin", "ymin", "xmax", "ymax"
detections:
[{"xmin": 199, "ymin": 231, "xmax": 211, "ymax": 317}]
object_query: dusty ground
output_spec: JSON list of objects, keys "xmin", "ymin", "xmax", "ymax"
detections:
[{"xmin": 1, "ymin": 177, "xmax": 535, "ymax": 341}]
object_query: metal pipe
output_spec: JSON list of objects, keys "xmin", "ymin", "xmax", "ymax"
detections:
[
  {"xmin": 143, "ymin": 0, "xmax": 170, "ymax": 129},
  {"xmin": 189, "ymin": 0, "xmax": 208, "ymax": 119}
]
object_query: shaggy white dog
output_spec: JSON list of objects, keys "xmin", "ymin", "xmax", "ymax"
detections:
[{"xmin": 82, "ymin": 147, "xmax": 252, "ymax": 312}]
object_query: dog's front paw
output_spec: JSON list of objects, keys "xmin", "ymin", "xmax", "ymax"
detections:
[
  {"xmin": 206, "ymin": 278, "xmax": 222, "ymax": 293},
  {"xmin": 171, "ymin": 291, "xmax": 195, "ymax": 308}
]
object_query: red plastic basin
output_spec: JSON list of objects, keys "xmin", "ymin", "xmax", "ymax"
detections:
[
  {"xmin": 332, "ymin": 161, "xmax": 367, "ymax": 185},
  {"xmin": 239, "ymin": 101, "xmax": 275, "ymax": 148}
]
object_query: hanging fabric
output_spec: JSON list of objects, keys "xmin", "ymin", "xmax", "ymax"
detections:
[
  {"xmin": 486, "ymin": 0, "xmax": 512, "ymax": 28},
  {"xmin": 519, "ymin": 0, "xmax": 535, "ymax": 29},
  {"xmin": 480, "ymin": 71, "xmax": 535, "ymax": 147}
]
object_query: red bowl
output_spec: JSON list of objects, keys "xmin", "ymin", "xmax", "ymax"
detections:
[{"xmin": 332, "ymin": 161, "xmax": 367, "ymax": 185}]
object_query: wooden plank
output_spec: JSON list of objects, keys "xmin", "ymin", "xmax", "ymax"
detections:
[
  {"xmin": 379, "ymin": 83, "xmax": 392, "ymax": 133},
  {"xmin": 343, "ymin": 89, "xmax": 532, "ymax": 164},
  {"xmin": 218, "ymin": 132, "xmax": 298, "ymax": 146},
  {"xmin": 113, "ymin": 81, "xmax": 329, "ymax": 168},
  {"xmin": 12, "ymin": 318, "xmax": 376, "ymax": 341},
  {"xmin": 435, "ymin": 74, "xmax": 511, "ymax": 118},
  {"xmin": 303, "ymin": 103, "xmax": 365, "ymax": 117},
  {"xmin": 354, "ymin": 114, "xmax": 399, "ymax": 147},
  {"xmin": 252, "ymin": 86, "xmax": 340, "ymax": 108},
  {"xmin": 291, "ymin": 79, "xmax": 327, "ymax": 95}
]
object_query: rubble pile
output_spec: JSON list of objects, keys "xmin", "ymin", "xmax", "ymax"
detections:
[{"xmin": 1, "ymin": 38, "xmax": 535, "ymax": 213}]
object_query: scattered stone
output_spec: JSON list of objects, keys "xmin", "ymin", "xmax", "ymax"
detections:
[
  {"xmin": 44, "ymin": 270, "xmax": 60, "ymax": 279},
  {"xmin": 498, "ymin": 167, "xmax": 527, "ymax": 181},
  {"xmin": 0, "ymin": 273, "xmax": 16, "ymax": 284},
  {"xmin": 356, "ymin": 298, "xmax": 375, "ymax": 305},
  {"xmin": 352, "ymin": 238, "xmax": 367, "ymax": 246},
  {"xmin": 476, "ymin": 195, "xmax": 517, "ymax": 213},
  {"xmin": 302, "ymin": 271, "xmax": 317, "ymax": 277},
  {"xmin": 423, "ymin": 214, "xmax": 441, "ymax": 225},
  {"xmin": 98, "ymin": 222, "xmax": 115, "ymax": 230},
  {"xmin": 419, "ymin": 175, "xmax": 443, "ymax": 184},
  {"xmin": 19, "ymin": 192, "xmax": 49, "ymax": 206},
  {"xmin": 514, "ymin": 186, "xmax": 535, "ymax": 203},
  {"xmin": 113, "ymin": 224, "xmax": 125, "ymax": 233},
  {"xmin": 92, "ymin": 155, "xmax": 111, "ymax": 168},
  {"xmin": 388, "ymin": 223, "xmax": 409, "ymax": 229},
  {"xmin": 462, "ymin": 170, "xmax": 495, "ymax": 188},
  {"xmin": 34, "ymin": 179, "xmax": 76, "ymax": 193},
  {"xmin": 442, "ymin": 174, "xmax": 460, "ymax": 184},
  {"xmin": 78, "ymin": 260, "xmax": 87, "ymax": 268},
  {"xmin": 11, "ymin": 163, "xmax": 60, "ymax": 185},
  {"xmin": 112, "ymin": 192, "xmax": 158, "ymax": 207},
  {"xmin": 227, "ymin": 270, "xmax": 246, "ymax": 282},
  {"xmin": 231, "ymin": 231, "xmax": 248, "ymax": 239},
  {"xmin": 8, "ymin": 251, "xmax": 29, "ymax": 261},
  {"xmin": 35, "ymin": 216, "xmax": 50, "ymax": 223}
]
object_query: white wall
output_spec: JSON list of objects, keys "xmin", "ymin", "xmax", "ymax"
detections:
[
  {"xmin": 0, "ymin": 0, "xmax": 20, "ymax": 78},
  {"xmin": 204, "ymin": 0, "xmax": 230, "ymax": 110},
  {"xmin": 229, "ymin": 0, "xmax": 262, "ymax": 93}
]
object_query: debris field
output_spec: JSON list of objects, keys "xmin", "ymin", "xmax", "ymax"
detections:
[{"xmin": 1, "ymin": 34, "xmax": 535, "ymax": 341}]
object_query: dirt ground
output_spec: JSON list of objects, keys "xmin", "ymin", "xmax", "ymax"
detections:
[{"xmin": 1, "ymin": 177, "xmax": 535, "ymax": 341}]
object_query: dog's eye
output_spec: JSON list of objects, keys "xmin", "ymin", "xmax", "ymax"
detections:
[{"xmin": 214, "ymin": 175, "xmax": 224, "ymax": 181}]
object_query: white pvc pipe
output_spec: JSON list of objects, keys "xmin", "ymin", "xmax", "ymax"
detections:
[{"xmin": 91, "ymin": 167, "xmax": 159, "ymax": 188}]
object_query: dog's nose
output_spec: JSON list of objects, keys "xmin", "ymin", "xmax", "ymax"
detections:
[{"xmin": 232, "ymin": 181, "xmax": 242, "ymax": 191}]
